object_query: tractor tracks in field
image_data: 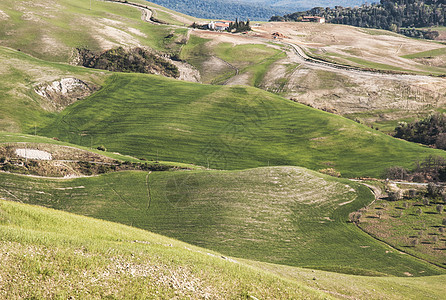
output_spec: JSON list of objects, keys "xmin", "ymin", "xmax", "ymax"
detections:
[{"xmin": 145, "ymin": 171, "xmax": 152, "ymax": 212}]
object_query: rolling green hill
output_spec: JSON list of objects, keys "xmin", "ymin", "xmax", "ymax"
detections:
[
  {"xmin": 40, "ymin": 73, "xmax": 446, "ymax": 178},
  {"xmin": 2, "ymin": 199, "xmax": 445, "ymax": 299},
  {"xmin": 0, "ymin": 0, "xmax": 188, "ymax": 62},
  {"xmin": 0, "ymin": 199, "xmax": 329, "ymax": 299},
  {"xmin": 0, "ymin": 168, "xmax": 443, "ymax": 277},
  {"xmin": 1, "ymin": 0, "xmax": 446, "ymax": 297}
]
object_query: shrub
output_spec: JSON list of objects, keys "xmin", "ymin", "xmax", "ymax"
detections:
[
  {"xmin": 97, "ymin": 145, "xmax": 107, "ymax": 152},
  {"xmin": 318, "ymin": 168, "xmax": 341, "ymax": 177},
  {"xmin": 388, "ymin": 190, "xmax": 403, "ymax": 201},
  {"xmin": 408, "ymin": 189, "xmax": 417, "ymax": 198},
  {"xmin": 437, "ymin": 205, "xmax": 444, "ymax": 214},
  {"xmin": 427, "ymin": 182, "xmax": 443, "ymax": 198}
]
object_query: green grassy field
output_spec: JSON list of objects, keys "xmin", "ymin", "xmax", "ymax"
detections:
[
  {"xmin": 0, "ymin": 132, "xmax": 202, "ymax": 171},
  {"xmin": 180, "ymin": 39, "xmax": 285, "ymax": 85},
  {"xmin": 2, "ymin": 199, "xmax": 445, "ymax": 299},
  {"xmin": 38, "ymin": 73, "xmax": 446, "ymax": 178},
  {"xmin": 0, "ymin": 199, "xmax": 332, "ymax": 299},
  {"xmin": 0, "ymin": 168, "xmax": 444, "ymax": 277},
  {"xmin": 0, "ymin": 0, "xmax": 188, "ymax": 62},
  {"xmin": 402, "ymin": 47, "xmax": 446, "ymax": 59},
  {"xmin": 0, "ymin": 46, "xmax": 108, "ymax": 132}
]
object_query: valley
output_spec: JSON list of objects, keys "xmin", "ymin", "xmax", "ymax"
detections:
[{"xmin": 0, "ymin": 0, "xmax": 445, "ymax": 298}]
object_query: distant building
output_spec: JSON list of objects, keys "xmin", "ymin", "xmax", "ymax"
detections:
[
  {"xmin": 208, "ymin": 20, "xmax": 232, "ymax": 31},
  {"xmin": 302, "ymin": 16, "xmax": 325, "ymax": 23}
]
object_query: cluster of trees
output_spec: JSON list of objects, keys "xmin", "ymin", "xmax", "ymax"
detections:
[
  {"xmin": 77, "ymin": 47, "xmax": 179, "ymax": 78},
  {"xmin": 271, "ymin": 0, "xmax": 445, "ymax": 39},
  {"xmin": 227, "ymin": 19, "xmax": 251, "ymax": 32},
  {"xmin": 394, "ymin": 113, "xmax": 446, "ymax": 150},
  {"xmin": 386, "ymin": 155, "xmax": 446, "ymax": 182},
  {"xmin": 399, "ymin": 27, "xmax": 440, "ymax": 39},
  {"xmin": 191, "ymin": 19, "xmax": 251, "ymax": 33}
]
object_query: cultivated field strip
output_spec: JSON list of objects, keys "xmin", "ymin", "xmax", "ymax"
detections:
[{"xmin": 0, "ymin": 167, "xmax": 443, "ymax": 276}]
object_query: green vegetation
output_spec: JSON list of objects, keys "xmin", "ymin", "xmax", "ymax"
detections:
[
  {"xmin": 274, "ymin": 1, "xmax": 446, "ymax": 40},
  {"xmin": 0, "ymin": 132, "xmax": 199, "ymax": 170},
  {"xmin": 0, "ymin": 47, "xmax": 107, "ymax": 133},
  {"xmin": 247, "ymin": 259, "xmax": 446, "ymax": 300},
  {"xmin": 0, "ymin": 167, "xmax": 444, "ymax": 276},
  {"xmin": 0, "ymin": 0, "xmax": 186, "ymax": 62},
  {"xmin": 77, "ymin": 47, "xmax": 179, "ymax": 77},
  {"xmin": 344, "ymin": 57, "xmax": 412, "ymax": 73},
  {"xmin": 39, "ymin": 73, "xmax": 446, "ymax": 178},
  {"xmin": 402, "ymin": 47, "xmax": 446, "ymax": 59},
  {"xmin": 2, "ymin": 0, "xmax": 446, "ymax": 297},
  {"xmin": 0, "ymin": 199, "xmax": 332, "ymax": 299},
  {"xmin": 181, "ymin": 40, "xmax": 285, "ymax": 85}
]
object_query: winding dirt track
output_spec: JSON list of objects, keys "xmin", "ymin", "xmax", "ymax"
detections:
[
  {"xmin": 103, "ymin": 0, "xmax": 157, "ymax": 24},
  {"xmin": 281, "ymin": 41, "xmax": 442, "ymax": 82}
]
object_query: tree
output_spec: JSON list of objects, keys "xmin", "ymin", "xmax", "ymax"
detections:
[{"xmin": 389, "ymin": 23, "xmax": 398, "ymax": 32}]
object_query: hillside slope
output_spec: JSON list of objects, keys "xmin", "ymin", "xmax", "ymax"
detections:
[
  {"xmin": 1, "ymin": 199, "xmax": 445, "ymax": 299},
  {"xmin": 0, "ymin": 0, "xmax": 188, "ymax": 62},
  {"xmin": 0, "ymin": 168, "xmax": 443, "ymax": 277},
  {"xmin": 0, "ymin": 199, "xmax": 329, "ymax": 299},
  {"xmin": 40, "ymin": 73, "xmax": 446, "ymax": 178}
]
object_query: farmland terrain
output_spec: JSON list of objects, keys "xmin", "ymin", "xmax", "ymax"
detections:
[
  {"xmin": 2, "ymin": 0, "xmax": 446, "ymax": 130},
  {"xmin": 0, "ymin": 0, "xmax": 445, "ymax": 298}
]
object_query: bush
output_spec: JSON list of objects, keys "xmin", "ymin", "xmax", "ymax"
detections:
[
  {"xmin": 318, "ymin": 168, "xmax": 341, "ymax": 177},
  {"xmin": 388, "ymin": 190, "xmax": 403, "ymax": 201},
  {"xmin": 407, "ymin": 189, "xmax": 417, "ymax": 198},
  {"xmin": 427, "ymin": 182, "xmax": 443, "ymax": 198},
  {"xmin": 385, "ymin": 166, "xmax": 409, "ymax": 180},
  {"xmin": 97, "ymin": 145, "xmax": 107, "ymax": 152},
  {"xmin": 437, "ymin": 205, "xmax": 444, "ymax": 214}
]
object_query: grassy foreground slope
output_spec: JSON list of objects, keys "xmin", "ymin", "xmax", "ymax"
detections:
[
  {"xmin": 0, "ymin": 168, "xmax": 443, "ymax": 277},
  {"xmin": 0, "ymin": 199, "xmax": 329, "ymax": 299},
  {"xmin": 1, "ymin": 200, "xmax": 445, "ymax": 299},
  {"xmin": 41, "ymin": 73, "xmax": 446, "ymax": 178}
]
